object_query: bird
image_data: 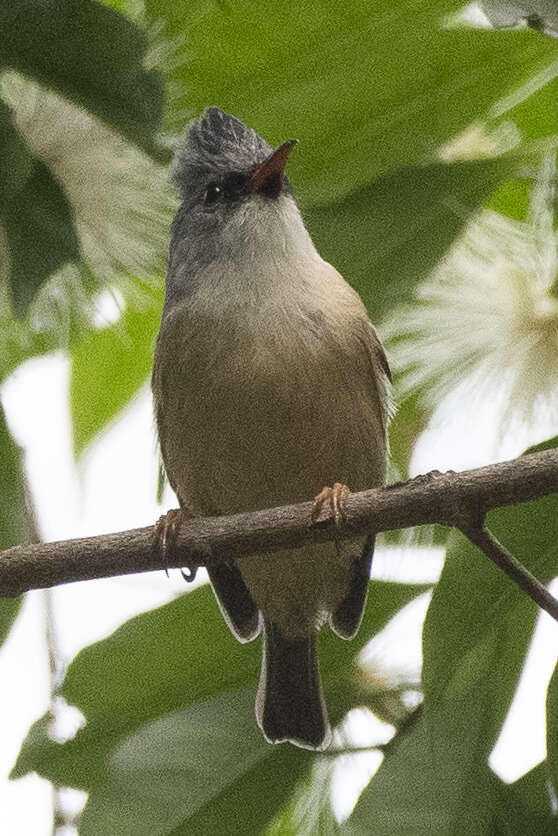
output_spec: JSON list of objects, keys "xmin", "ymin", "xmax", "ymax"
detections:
[{"xmin": 152, "ymin": 107, "xmax": 391, "ymax": 750}]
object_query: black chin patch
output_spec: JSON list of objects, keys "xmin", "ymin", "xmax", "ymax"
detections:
[
  {"xmin": 259, "ymin": 171, "xmax": 283, "ymax": 199},
  {"xmin": 223, "ymin": 171, "xmax": 250, "ymax": 201}
]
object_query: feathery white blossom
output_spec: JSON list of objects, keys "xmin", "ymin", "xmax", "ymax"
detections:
[{"xmin": 383, "ymin": 161, "xmax": 558, "ymax": 437}]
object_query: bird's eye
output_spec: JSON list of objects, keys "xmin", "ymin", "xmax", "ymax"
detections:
[{"xmin": 205, "ymin": 183, "xmax": 222, "ymax": 205}]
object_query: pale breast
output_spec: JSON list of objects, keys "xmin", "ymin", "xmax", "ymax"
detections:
[
  {"xmin": 153, "ymin": 292, "xmax": 386, "ymax": 517},
  {"xmin": 153, "ymin": 259, "xmax": 389, "ymax": 636}
]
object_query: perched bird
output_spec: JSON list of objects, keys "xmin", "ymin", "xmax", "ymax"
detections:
[{"xmin": 152, "ymin": 108, "xmax": 391, "ymax": 750}]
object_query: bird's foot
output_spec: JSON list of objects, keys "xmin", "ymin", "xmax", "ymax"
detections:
[
  {"xmin": 312, "ymin": 482, "xmax": 350, "ymax": 527},
  {"xmin": 155, "ymin": 508, "xmax": 184, "ymax": 554},
  {"xmin": 154, "ymin": 508, "xmax": 198, "ymax": 582}
]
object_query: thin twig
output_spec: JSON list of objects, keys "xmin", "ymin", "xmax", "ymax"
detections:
[
  {"xmin": 43, "ymin": 588, "xmax": 68, "ymax": 836},
  {"xmin": 0, "ymin": 449, "xmax": 557, "ymax": 602},
  {"xmin": 459, "ymin": 524, "xmax": 558, "ymax": 622}
]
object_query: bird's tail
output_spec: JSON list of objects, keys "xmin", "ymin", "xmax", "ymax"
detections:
[{"xmin": 256, "ymin": 620, "xmax": 331, "ymax": 750}]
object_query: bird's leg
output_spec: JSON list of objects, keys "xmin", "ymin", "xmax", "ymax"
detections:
[
  {"xmin": 154, "ymin": 507, "xmax": 198, "ymax": 582},
  {"xmin": 312, "ymin": 482, "xmax": 350, "ymax": 527},
  {"xmin": 155, "ymin": 508, "xmax": 183, "ymax": 554}
]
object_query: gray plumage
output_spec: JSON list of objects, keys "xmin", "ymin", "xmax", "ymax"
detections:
[
  {"xmin": 152, "ymin": 107, "xmax": 391, "ymax": 750},
  {"xmin": 173, "ymin": 107, "xmax": 273, "ymax": 194}
]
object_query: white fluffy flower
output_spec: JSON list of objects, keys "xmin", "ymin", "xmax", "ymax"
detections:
[{"xmin": 383, "ymin": 170, "xmax": 558, "ymax": 437}]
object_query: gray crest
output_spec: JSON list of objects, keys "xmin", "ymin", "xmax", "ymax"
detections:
[{"xmin": 173, "ymin": 107, "xmax": 273, "ymax": 197}]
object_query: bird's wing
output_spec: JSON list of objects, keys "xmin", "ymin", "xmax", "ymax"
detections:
[
  {"xmin": 363, "ymin": 320, "xmax": 394, "ymax": 438},
  {"xmin": 331, "ymin": 320, "xmax": 392, "ymax": 639},
  {"xmin": 368, "ymin": 321, "xmax": 392, "ymax": 383}
]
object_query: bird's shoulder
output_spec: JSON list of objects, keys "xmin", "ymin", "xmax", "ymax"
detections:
[{"xmin": 311, "ymin": 261, "xmax": 391, "ymax": 378}]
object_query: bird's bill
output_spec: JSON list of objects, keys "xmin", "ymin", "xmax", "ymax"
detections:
[{"xmin": 250, "ymin": 139, "xmax": 297, "ymax": 194}]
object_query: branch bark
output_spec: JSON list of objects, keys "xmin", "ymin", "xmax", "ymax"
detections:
[{"xmin": 0, "ymin": 448, "xmax": 557, "ymax": 600}]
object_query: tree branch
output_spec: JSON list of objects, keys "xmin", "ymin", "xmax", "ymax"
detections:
[
  {"xmin": 458, "ymin": 524, "xmax": 558, "ymax": 621},
  {"xmin": 0, "ymin": 448, "xmax": 557, "ymax": 603}
]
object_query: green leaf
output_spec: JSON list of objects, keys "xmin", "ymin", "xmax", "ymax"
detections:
[
  {"xmin": 503, "ymin": 70, "xmax": 558, "ymax": 140},
  {"xmin": 0, "ymin": 404, "xmax": 31, "ymax": 549},
  {"xmin": 345, "ymin": 729, "xmax": 558, "ymax": 835},
  {"xmin": 0, "ymin": 403, "xmax": 36, "ymax": 645},
  {"xmin": 423, "ymin": 499, "xmax": 558, "ymax": 705},
  {"xmin": 99, "ymin": 0, "xmax": 144, "ymax": 15},
  {"xmin": 4, "ymin": 159, "xmax": 81, "ymax": 317},
  {"xmin": 524, "ymin": 435, "xmax": 558, "ymax": 454},
  {"xmin": 486, "ymin": 61, "xmax": 558, "ymax": 220},
  {"xmin": 488, "ymin": 176, "xmax": 532, "ymax": 222},
  {"xmin": 0, "ymin": 0, "xmax": 164, "ymax": 157},
  {"xmin": 546, "ymin": 664, "xmax": 558, "ymax": 798},
  {"xmin": 307, "ymin": 158, "xmax": 512, "ymax": 321},
  {"xmin": 167, "ymin": 736, "xmax": 310, "ymax": 836},
  {"xmin": 146, "ymin": 0, "xmax": 557, "ymax": 204},
  {"xmin": 0, "ymin": 261, "xmax": 111, "ymax": 381},
  {"xmin": 13, "ymin": 581, "xmax": 425, "ymax": 814},
  {"xmin": 0, "ymin": 99, "xmax": 80, "ymax": 315},
  {"xmin": 418, "ymin": 443, "xmax": 558, "ymax": 833},
  {"xmin": 386, "ymin": 392, "xmax": 428, "ymax": 481},
  {"xmin": 0, "ymin": 597, "xmax": 20, "ymax": 648},
  {"xmin": 423, "ymin": 439, "xmax": 558, "ymax": 704},
  {"xmin": 70, "ymin": 287, "xmax": 163, "ymax": 456},
  {"xmin": 80, "ymin": 688, "xmax": 311, "ymax": 836},
  {"xmin": 396, "ymin": 440, "xmax": 558, "ymax": 836},
  {"xmin": 265, "ymin": 757, "xmax": 339, "ymax": 836},
  {"xmin": 510, "ymin": 761, "xmax": 556, "ymax": 816},
  {"xmin": 380, "ymin": 393, "xmax": 448, "ymax": 548},
  {"xmin": 492, "ymin": 762, "xmax": 558, "ymax": 834},
  {"xmin": 0, "ymin": 99, "xmax": 33, "ymax": 208},
  {"xmin": 343, "ymin": 706, "xmax": 504, "ymax": 835}
]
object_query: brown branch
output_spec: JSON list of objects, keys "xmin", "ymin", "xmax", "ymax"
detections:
[{"xmin": 0, "ymin": 448, "xmax": 557, "ymax": 601}]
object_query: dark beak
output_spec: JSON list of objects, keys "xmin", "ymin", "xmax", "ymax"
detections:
[{"xmin": 249, "ymin": 139, "xmax": 297, "ymax": 197}]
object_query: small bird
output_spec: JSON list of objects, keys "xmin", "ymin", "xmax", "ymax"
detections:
[{"xmin": 152, "ymin": 108, "xmax": 391, "ymax": 750}]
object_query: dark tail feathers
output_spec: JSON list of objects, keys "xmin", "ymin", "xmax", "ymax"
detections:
[{"xmin": 256, "ymin": 621, "xmax": 331, "ymax": 750}]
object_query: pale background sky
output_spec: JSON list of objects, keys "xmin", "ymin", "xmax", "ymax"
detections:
[{"xmin": 1, "ymin": 352, "xmax": 557, "ymax": 833}]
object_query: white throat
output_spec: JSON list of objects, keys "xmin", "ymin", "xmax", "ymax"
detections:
[{"xmin": 190, "ymin": 194, "xmax": 323, "ymax": 313}]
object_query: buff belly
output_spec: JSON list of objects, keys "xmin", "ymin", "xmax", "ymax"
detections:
[{"xmin": 155, "ymin": 312, "xmax": 385, "ymax": 639}]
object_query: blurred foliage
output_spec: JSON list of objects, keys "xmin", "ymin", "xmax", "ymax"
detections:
[
  {"xmin": 0, "ymin": 97, "xmax": 80, "ymax": 318},
  {"xmin": 5, "ymin": 159, "xmax": 81, "ymax": 318},
  {"xmin": 70, "ymin": 284, "xmax": 163, "ymax": 455},
  {"xmin": 0, "ymin": 0, "xmax": 166, "ymax": 317},
  {"xmin": 0, "ymin": 403, "xmax": 36, "ymax": 645},
  {"xmin": 265, "ymin": 759, "xmax": 339, "ymax": 836},
  {"xmin": 344, "ymin": 717, "xmax": 558, "ymax": 835},
  {"xmin": 0, "ymin": 0, "xmax": 164, "ymax": 156},
  {"xmin": 146, "ymin": 0, "xmax": 555, "ymax": 201},
  {"xmin": 12, "ymin": 580, "xmax": 427, "ymax": 832},
  {"xmin": 307, "ymin": 158, "xmax": 514, "ymax": 322},
  {"xmin": 345, "ymin": 472, "xmax": 558, "ymax": 833},
  {"xmin": 423, "ymin": 493, "xmax": 558, "ymax": 704},
  {"xmin": 1, "ymin": 0, "xmax": 558, "ymax": 833}
]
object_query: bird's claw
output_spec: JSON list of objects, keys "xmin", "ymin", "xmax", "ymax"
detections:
[
  {"xmin": 155, "ymin": 508, "xmax": 184, "ymax": 555},
  {"xmin": 312, "ymin": 482, "xmax": 350, "ymax": 527},
  {"xmin": 154, "ymin": 508, "xmax": 197, "ymax": 582}
]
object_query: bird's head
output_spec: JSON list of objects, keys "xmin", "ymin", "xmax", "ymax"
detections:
[
  {"xmin": 164, "ymin": 108, "xmax": 318, "ymax": 313},
  {"xmin": 173, "ymin": 107, "xmax": 296, "ymax": 212}
]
